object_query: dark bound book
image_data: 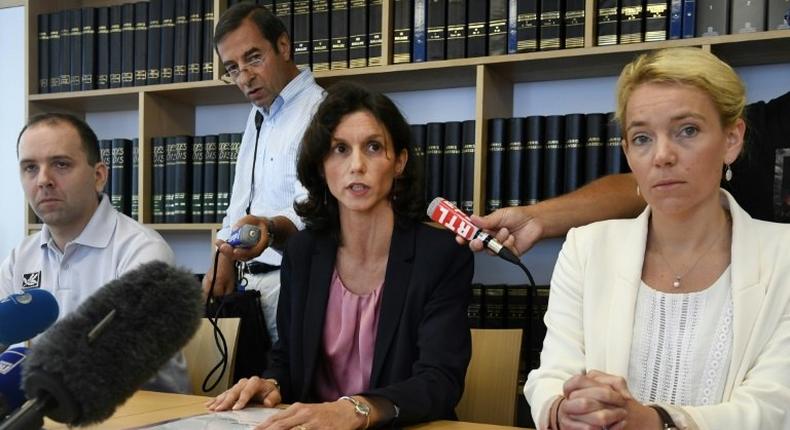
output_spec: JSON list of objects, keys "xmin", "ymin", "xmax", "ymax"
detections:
[
  {"xmin": 539, "ymin": 0, "xmax": 563, "ymax": 50},
  {"xmin": 597, "ymin": 0, "xmax": 619, "ymax": 45},
  {"xmin": 682, "ymin": 0, "xmax": 696, "ymax": 38},
  {"xmin": 426, "ymin": 122, "xmax": 445, "ymax": 204},
  {"xmin": 81, "ymin": 8, "xmax": 97, "ymax": 91},
  {"xmin": 147, "ymin": 0, "xmax": 162, "ymax": 85},
  {"xmin": 409, "ymin": 124, "xmax": 427, "ymax": 205},
  {"xmin": 506, "ymin": 285, "xmax": 529, "ymax": 334},
  {"xmin": 187, "ymin": 0, "xmax": 203, "ymax": 81},
  {"xmin": 100, "ymin": 139, "xmax": 113, "ymax": 198},
  {"xmin": 97, "ymin": 8, "xmax": 110, "ymax": 89},
  {"xmin": 529, "ymin": 286, "xmax": 550, "ymax": 363},
  {"xmin": 669, "ymin": 0, "xmax": 682, "ymax": 38},
  {"xmin": 508, "ymin": 0, "xmax": 517, "ymax": 53},
  {"xmin": 393, "ymin": 0, "xmax": 413, "ymax": 63},
  {"xmin": 38, "ymin": 14, "xmax": 49, "ymax": 94},
  {"xmin": 542, "ymin": 115, "xmax": 564, "ymax": 199},
  {"xmin": 160, "ymin": 0, "xmax": 175, "ymax": 83},
  {"xmin": 506, "ymin": 117, "xmax": 525, "ymax": 207},
  {"xmin": 203, "ymin": 135, "xmax": 218, "ymax": 223},
  {"xmin": 134, "ymin": 2, "xmax": 148, "ymax": 86},
  {"xmin": 446, "ymin": 0, "xmax": 466, "ymax": 59},
  {"xmin": 368, "ymin": 0, "xmax": 383, "ymax": 65},
  {"xmin": 293, "ymin": 0, "xmax": 311, "ymax": 69},
  {"xmin": 487, "ymin": 118, "xmax": 506, "ymax": 213},
  {"xmin": 484, "ymin": 285, "xmax": 505, "ymax": 328},
  {"xmin": 172, "ymin": 135, "xmax": 192, "ymax": 223},
  {"xmin": 60, "ymin": 10, "xmax": 71, "ymax": 92},
  {"xmin": 312, "ymin": 0, "xmax": 331, "ymax": 71},
  {"xmin": 216, "ymin": 133, "xmax": 232, "ymax": 223},
  {"xmin": 605, "ymin": 112, "xmax": 626, "ymax": 174},
  {"xmin": 349, "ymin": 0, "xmax": 368, "ymax": 67},
  {"xmin": 413, "ymin": 0, "xmax": 427, "ymax": 61},
  {"xmin": 563, "ymin": 113, "xmax": 585, "ymax": 194},
  {"xmin": 525, "ymin": 115, "xmax": 544, "ymax": 204},
  {"xmin": 460, "ymin": 120, "xmax": 475, "ymax": 214},
  {"xmin": 191, "ymin": 136, "xmax": 205, "ymax": 223},
  {"xmin": 442, "ymin": 121, "xmax": 462, "ymax": 208},
  {"xmin": 202, "ymin": 0, "xmax": 214, "ymax": 80},
  {"xmin": 152, "ymin": 137, "xmax": 166, "ymax": 223},
  {"xmin": 427, "ymin": 0, "xmax": 447, "ymax": 61},
  {"xmin": 489, "ymin": 0, "xmax": 508, "ymax": 55},
  {"xmin": 697, "ymin": 0, "xmax": 728, "ymax": 36},
  {"xmin": 468, "ymin": 285, "xmax": 483, "ymax": 328},
  {"xmin": 330, "ymin": 0, "xmax": 349, "ymax": 70},
  {"xmin": 564, "ymin": 0, "xmax": 585, "ymax": 48},
  {"xmin": 467, "ymin": 0, "xmax": 488, "ymax": 57},
  {"xmin": 173, "ymin": 0, "xmax": 189, "ymax": 82},
  {"xmin": 229, "ymin": 133, "xmax": 243, "ymax": 203},
  {"xmin": 164, "ymin": 137, "xmax": 176, "ymax": 223},
  {"xmin": 121, "ymin": 3, "xmax": 135, "ymax": 87},
  {"xmin": 132, "ymin": 138, "xmax": 139, "ymax": 220},
  {"xmin": 731, "ymin": 0, "xmax": 765, "ymax": 34},
  {"xmin": 111, "ymin": 138, "xmax": 133, "ymax": 216},
  {"xmin": 645, "ymin": 0, "xmax": 669, "ymax": 41},
  {"xmin": 275, "ymin": 1, "xmax": 294, "ymax": 38},
  {"xmin": 584, "ymin": 113, "xmax": 606, "ymax": 184},
  {"xmin": 620, "ymin": 0, "xmax": 645, "ymax": 44},
  {"xmin": 49, "ymin": 12, "xmax": 62, "ymax": 93},
  {"xmin": 70, "ymin": 9, "xmax": 82, "ymax": 92},
  {"xmin": 768, "ymin": 0, "xmax": 790, "ymax": 30},
  {"xmin": 517, "ymin": 0, "xmax": 539, "ymax": 53}
]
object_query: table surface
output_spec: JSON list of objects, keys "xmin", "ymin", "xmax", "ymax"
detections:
[{"xmin": 42, "ymin": 391, "xmax": 527, "ymax": 429}]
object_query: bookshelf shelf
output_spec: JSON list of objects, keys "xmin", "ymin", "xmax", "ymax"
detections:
[{"xmin": 148, "ymin": 223, "xmax": 220, "ymax": 231}]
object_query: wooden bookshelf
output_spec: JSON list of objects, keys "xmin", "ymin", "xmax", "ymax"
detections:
[{"xmin": 23, "ymin": 0, "xmax": 790, "ymax": 233}]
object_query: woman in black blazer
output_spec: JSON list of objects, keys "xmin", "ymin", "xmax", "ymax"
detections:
[{"xmin": 207, "ymin": 82, "xmax": 473, "ymax": 429}]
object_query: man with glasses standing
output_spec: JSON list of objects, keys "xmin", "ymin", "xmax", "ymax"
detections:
[{"xmin": 203, "ymin": 3, "xmax": 324, "ymax": 344}]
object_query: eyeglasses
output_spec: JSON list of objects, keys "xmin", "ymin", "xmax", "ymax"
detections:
[{"xmin": 221, "ymin": 55, "xmax": 265, "ymax": 82}]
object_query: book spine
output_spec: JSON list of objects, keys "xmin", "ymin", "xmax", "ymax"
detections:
[
  {"xmin": 187, "ymin": 0, "xmax": 203, "ymax": 82},
  {"xmin": 49, "ymin": 12, "xmax": 62, "ymax": 93},
  {"xmin": 216, "ymin": 134, "xmax": 232, "ymax": 223},
  {"xmin": 121, "ymin": 3, "xmax": 135, "ymax": 87},
  {"xmin": 349, "ymin": 0, "xmax": 368, "ymax": 67},
  {"xmin": 148, "ymin": 0, "xmax": 162, "ymax": 85},
  {"xmin": 620, "ymin": 0, "xmax": 645, "ymax": 44},
  {"xmin": 486, "ymin": 118, "xmax": 506, "ymax": 213},
  {"xmin": 682, "ymin": 0, "xmax": 696, "ymax": 38},
  {"xmin": 97, "ymin": 8, "xmax": 110, "ymax": 90},
  {"xmin": 696, "ymin": 0, "xmax": 728, "ymax": 36},
  {"xmin": 768, "ymin": 0, "xmax": 790, "ymax": 30},
  {"xmin": 426, "ymin": 122, "xmax": 444, "ymax": 204},
  {"xmin": 191, "ymin": 136, "xmax": 205, "ymax": 223},
  {"xmin": 489, "ymin": 0, "xmax": 509, "ymax": 55},
  {"xmin": 539, "ymin": 0, "xmax": 563, "ymax": 50},
  {"xmin": 60, "ymin": 10, "xmax": 72, "ymax": 92},
  {"xmin": 100, "ymin": 139, "xmax": 113, "ymax": 199},
  {"xmin": 483, "ymin": 285, "xmax": 505, "ymax": 328},
  {"xmin": 605, "ymin": 112, "xmax": 625, "ymax": 174},
  {"xmin": 731, "ymin": 0, "xmax": 766, "ymax": 33},
  {"xmin": 529, "ymin": 286, "xmax": 550, "ymax": 368},
  {"xmin": 584, "ymin": 113, "xmax": 605, "ymax": 184},
  {"xmin": 468, "ymin": 284, "xmax": 483, "ymax": 328},
  {"xmin": 505, "ymin": 285, "xmax": 528, "ymax": 335},
  {"xmin": 393, "ymin": 0, "xmax": 413, "ymax": 63},
  {"xmin": 506, "ymin": 117, "xmax": 525, "ymax": 207},
  {"xmin": 516, "ymin": 0, "xmax": 539, "ymax": 53},
  {"xmin": 507, "ymin": 0, "xmax": 517, "ymax": 53},
  {"xmin": 525, "ymin": 115, "xmax": 544, "ymax": 204},
  {"xmin": 132, "ymin": 138, "xmax": 139, "ymax": 220},
  {"xmin": 563, "ymin": 113, "xmax": 584, "ymax": 194},
  {"xmin": 134, "ymin": 2, "xmax": 149, "ymax": 86},
  {"xmin": 164, "ymin": 136, "xmax": 176, "ymax": 223},
  {"xmin": 368, "ymin": 0, "xmax": 383, "ymax": 65},
  {"xmin": 460, "ymin": 120, "xmax": 475, "ymax": 214},
  {"xmin": 645, "ymin": 0, "xmax": 669, "ymax": 41},
  {"xmin": 203, "ymin": 135, "xmax": 218, "ymax": 223},
  {"xmin": 564, "ymin": 0, "xmax": 585, "ymax": 48},
  {"xmin": 111, "ymin": 139, "xmax": 132, "ymax": 215},
  {"xmin": 152, "ymin": 137, "xmax": 166, "ymax": 223},
  {"xmin": 229, "ymin": 133, "xmax": 243, "ymax": 203},
  {"xmin": 81, "ymin": 8, "xmax": 96, "ymax": 91},
  {"xmin": 447, "ymin": 0, "xmax": 466, "ymax": 59},
  {"xmin": 442, "ymin": 121, "xmax": 462, "ymax": 208},
  {"xmin": 413, "ymin": 0, "xmax": 427, "ymax": 61},
  {"xmin": 173, "ymin": 0, "xmax": 189, "ymax": 82},
  {"xmin": 173, "ymin": 136, "xmax": 192, "ymax": 223},
  {"xmin": 409, "ymin": 124, "xmax": 427, "ymax": 207},
  {"xmin": 597, "ymin": 0, "xmax": 619, "ymax": 45},
  {"xmin": 38, "ymin": 14, "xmax": 49, "ymax": 94},
  {"xmin": 312, "ymin": 0, "xmax": 331, "ymax": 71},
  {"xmin": 275, "ymin": 1, "xmax": 294, "ymax": 38},
  {"xmin": 542, "ymin": 115, "xmax": 564, "ymax": 199},
  {"xmin": 467, "ymin": 0, "xmax": 487, "ymax": 57},
  {"xmin": 427, "ymin": 0, "xmax": 447, "ymax": 61},
  {"xmin": 202, "ymin": 0, "xmax": 213, "ymax": 80},
  {"xmin": 669, "ymin": 0, "xmax": 682, "ymax": 38},
  {"xmin": 70, "ymin": 9, "xmax": 83, "ymax": 92},
  {"xmin": 293, "ymin": 0, "xmax": 312, "ymax": 69},
  {"xmin": 160, "ymin": 0, "xmax": 175, "ymax": 83},
  {"xmin": 330, "ymin": 0, "xmax": 350, "ymax": 70}
]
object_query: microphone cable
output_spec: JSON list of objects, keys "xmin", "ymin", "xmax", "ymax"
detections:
[{"xmin": 202, "ymin": 249, "xmax": 230, "ymax": 393}]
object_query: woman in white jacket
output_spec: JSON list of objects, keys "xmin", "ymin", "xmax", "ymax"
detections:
[{"xmin": 525, "ymin": 47, "xmax": 790, "ymax": 430}]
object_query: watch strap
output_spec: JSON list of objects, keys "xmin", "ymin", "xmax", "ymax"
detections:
[{"xmin": 649, "ymin": 405, "xmax": 679, "ymax": 430}]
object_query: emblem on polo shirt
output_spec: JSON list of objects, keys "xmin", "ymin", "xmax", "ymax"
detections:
[{"xmin": 22, "ymin": 271, "xmax": 41, "ymax": 289}]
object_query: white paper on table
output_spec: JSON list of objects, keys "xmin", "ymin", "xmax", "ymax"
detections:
[{"xmin": 135, "ymin": 407, "xmax": 281, "ymax": 429}]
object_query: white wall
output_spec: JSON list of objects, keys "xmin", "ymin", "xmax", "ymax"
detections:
[{"xmin": 0, "ymin": 6, "xmax": 25, "ymax": 263}]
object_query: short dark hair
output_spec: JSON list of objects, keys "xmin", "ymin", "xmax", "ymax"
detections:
[
  {"xmin": 296, "ymin": 82, "xmax": 425, "ymax": 239},
  {"xmin": 17, "ymin": 113, "xmax": 100, "ymax": 165},
  {"xmin": 214, "ymin": 3, "xmax": 288, "ymax": 56}
]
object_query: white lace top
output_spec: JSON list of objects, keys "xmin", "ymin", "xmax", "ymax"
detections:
[{"xmin": 627, "ymin": 267, "xmax": 733, "ymax": 406}]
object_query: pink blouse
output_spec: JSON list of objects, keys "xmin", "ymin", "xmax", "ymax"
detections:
[{"xmin": 315, "ymin": 269, "xmax": 384, "ymax": 401}]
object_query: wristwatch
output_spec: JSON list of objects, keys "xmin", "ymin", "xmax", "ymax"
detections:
[{"xmin": 339, "ymin": 396, "xmax": 370, "ymax": 430}]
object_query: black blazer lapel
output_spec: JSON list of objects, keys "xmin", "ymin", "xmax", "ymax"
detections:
[
  {"xmin": 369, "ymin": 221, "xmax": 416, "ymax": 387},
  {"xmin": 300, "ymin": 234, "xmax": 337, "ymax": 400}
]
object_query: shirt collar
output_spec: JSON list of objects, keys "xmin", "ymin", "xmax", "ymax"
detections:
[
  {"xmin": 39, "ymin": 194, "xmax": 117, "ymax": 250},
  {"xmin": 255, "ymin": 69, "xmax": 315, "ymax": 119}
]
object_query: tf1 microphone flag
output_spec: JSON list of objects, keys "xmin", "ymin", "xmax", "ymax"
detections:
[
  {"xmin": 0, "ymin": 289, "xmax": 59, "ymax": 353},
  {"xmin": 0, "ymin": 347, "xmax": 28, "ymax": 419}
]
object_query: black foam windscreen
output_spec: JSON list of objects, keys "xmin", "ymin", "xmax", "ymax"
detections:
[{"xmin": 19, "ymin": 261, "xmax": 202, "ymax": 427}]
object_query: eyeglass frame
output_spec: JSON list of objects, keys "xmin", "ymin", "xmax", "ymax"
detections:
[{"xmin": 221, "ymin": 53, "xmax": 266, "ymax": 83}]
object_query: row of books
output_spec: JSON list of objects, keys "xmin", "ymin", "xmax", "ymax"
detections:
[
  {"xmin": 151, "ymin": 134, "xmax": 242, "ymax": 224},
  {"xmin": 230, "ymin": 0, "xmax": 385, "ymax": 70},
  {"xmin": 99, "ymin": 138, "xmax": 140, "ymax": 219},
  {"xmin": 37, "ymin": 0, "xmax": 214, "ymax": 93}
]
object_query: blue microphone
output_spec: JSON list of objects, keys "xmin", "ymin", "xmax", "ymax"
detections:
[
  {"xmin": 0, "ymin": 347, "xmax": 27, "ymax": 419},
  {"xmin": 0, "ymin": 290, "xmax": 59, "ymax": 352}
]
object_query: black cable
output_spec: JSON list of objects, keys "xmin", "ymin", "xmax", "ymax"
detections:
[
  {"xmin": 202, "ymin": 249, "xmax": 230, "ymax": 393},
  {"xmin": 495, "ymin": 246, "xmax": 537, "ymax": 288}
]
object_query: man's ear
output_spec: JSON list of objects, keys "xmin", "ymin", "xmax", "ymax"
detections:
[
  {"xmin": 94, "ymin": 161, "xmax": 108, "ymax": 194},
  {"xmin": 277, "ymin": 33, "xmax": 292, "ymax": 62}
]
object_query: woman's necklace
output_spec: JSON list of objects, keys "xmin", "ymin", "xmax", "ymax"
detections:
[{"xmin": 655, "ymin": 215, "xmax": 730, "ymax": 289}]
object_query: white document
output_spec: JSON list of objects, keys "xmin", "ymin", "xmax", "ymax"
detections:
[{"xmin": 137, "ymin": 407, "xmax": 281, "ymax": 429}]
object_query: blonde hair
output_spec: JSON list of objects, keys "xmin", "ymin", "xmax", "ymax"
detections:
[{"xmin": 615, "ymin": 47, "xmax": 746, "ymax": 132}]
